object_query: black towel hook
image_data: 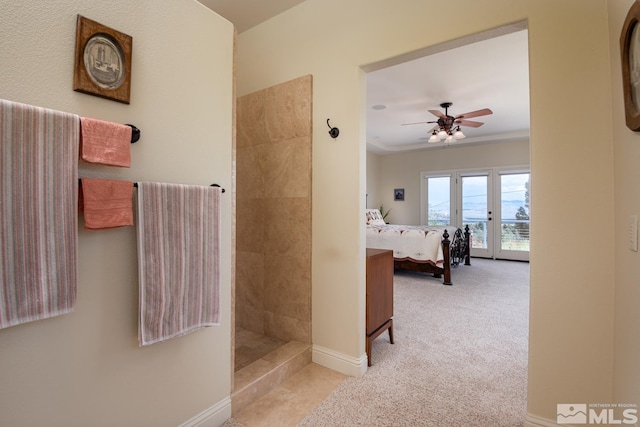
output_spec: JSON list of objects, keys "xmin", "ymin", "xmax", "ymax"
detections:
[{"xmin": 327, "ymin": 119, "xmax": 339, "ymax": 139}]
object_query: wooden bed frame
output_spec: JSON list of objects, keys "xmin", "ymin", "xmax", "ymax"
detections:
[{"xmin": 393, "ymin": 225, "xmax": 471, "ymax": 285}]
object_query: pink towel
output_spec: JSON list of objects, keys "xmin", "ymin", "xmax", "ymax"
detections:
[
  {"xmin": 136, "ymin": 182, "xmax": 221, "ymax": 346},
  {"xmin": 80, "ymin": 178, "xmax": 134, "ymax": 230},
  {"xmin": 80, "ymin": 117, "xmax": 132, "ymax": 167},
  {"xmin": 0, "ymin": 99, "xmax": 79, "ymax": 329}
]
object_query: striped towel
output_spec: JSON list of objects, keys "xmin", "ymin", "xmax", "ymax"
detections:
[
  {"xmin": 136, "ymin": 182, "xmax": 221, "ymax": 346},
  {"xmin": 0, "ymin": 99, "xmax": 79, "ymax": 329}
]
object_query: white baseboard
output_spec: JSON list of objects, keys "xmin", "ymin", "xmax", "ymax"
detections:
[
  {"xmin": 178, "ymin": 396, "xmax": 232, "ymax": 427},
  {"xmin": 524, "ymin": 412, "xmax": 561, "ymax": 427},
  {"xmin": 312, "ymin": 344, "xmax": 367, "ymax": 378}
]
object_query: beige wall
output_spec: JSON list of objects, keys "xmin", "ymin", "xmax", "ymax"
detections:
[
  {"xmin": 372, "ymin": 139, "xmax": 530, "ymax": 225},
  {"xmin": 608, "ymin": 0, "xmax": 640, "ymax": 407},
  {"xmin": 236, "ymin": 75, "xmax": 312, "ymax": 344},
  {"xmin": 0, "ymin": 1, "xmax": 234, "ymax": 426},
  {"xmin": 237, "ymin": 0, "xmax": 623, "ymax": 423},
  {"xmin": 366, "ymin": 151, "xmax": 382, "ymax": 211}
]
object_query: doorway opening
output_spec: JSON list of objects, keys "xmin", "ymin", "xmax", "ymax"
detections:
[{"xmin": 362, "ymin": 20, "xmax": 532, "ymax": 402}]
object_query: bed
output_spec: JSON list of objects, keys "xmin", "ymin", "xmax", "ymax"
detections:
[{"xmin": 365, "ymin": 209, "xmax": 470, "ymax": 285}]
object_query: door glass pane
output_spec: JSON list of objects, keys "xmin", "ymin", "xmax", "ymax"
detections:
[
  {"xmin": 500, "ymin": 173, "xmax": 530, "ymax": 251},
  {"xmin": 427, "ymin": 176, "xmax": 450, "ymax": 226},
  {"xmin": 462, "ymin": 176, "xmax": 488, "ymax": 249}
]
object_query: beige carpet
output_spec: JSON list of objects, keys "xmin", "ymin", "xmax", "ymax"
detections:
[{"xmin": 297, "ymin": 258, "xmax": 529, "ymax": 427}]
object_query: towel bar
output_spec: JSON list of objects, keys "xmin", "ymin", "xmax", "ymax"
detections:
[
  {"xmin": 131, "ymin": 183, "xmax": 225, "ymax": 192},
  {"xmin": 78, "ymin": 179, "xmax": 225, "ymax": 193},
  {"xmin": 77, "ymin": 118, "xmax": 140, "ymax": 143},
  {"xmin": 125, "ymin": 124, "xmax": 140, "ymax": 143}
]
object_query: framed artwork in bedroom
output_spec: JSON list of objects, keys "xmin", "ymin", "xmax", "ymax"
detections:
[
  {"xmin": 394, "ymin": 188, "xmax": 405, "ymax": 201},
  {"xmin": 621, "ymin": 0, "xmax": 640, "ymax": 131},
  {"xmin": 73, "ymin": 15, "xmax": 132, "ymax": 104}
]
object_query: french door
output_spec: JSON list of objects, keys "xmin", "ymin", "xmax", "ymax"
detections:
[
  {"xmin": 495, "ymin": 171, "xmax": 530, "ymax": 261},
  {"xmin": 422, "ymin": 168, "xmax": 530, "ymax": 261},
  {"xmin": 460, "ymin": 172, "xmax": 493, "ymax": 258}
]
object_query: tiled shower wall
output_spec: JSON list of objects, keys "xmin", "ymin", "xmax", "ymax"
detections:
[{"xmin": 236, "ymin": 75, "xmax": 312, "ymax": 344}]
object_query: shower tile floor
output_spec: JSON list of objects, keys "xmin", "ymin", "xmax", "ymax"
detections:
[
  {"xmin": 235, "ymin": 328, "xmax": 287, "ymax": 372},
  {"xmin": 231, "ymin": 328, "xmax": 348, "ymax": 426}
]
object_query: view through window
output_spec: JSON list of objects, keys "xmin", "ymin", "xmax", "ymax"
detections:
[{"xmin": 424, "ymin": 169, "xmax": 530, "ymax": 260}]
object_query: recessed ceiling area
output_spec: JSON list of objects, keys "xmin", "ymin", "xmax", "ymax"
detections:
[
  {"xmin": 198, "ymin": 0, "xmax": 307, "ymax": 33},
  {"xmin": 366, "ymin": 27, "xmax": 530, "ymax": 153}
]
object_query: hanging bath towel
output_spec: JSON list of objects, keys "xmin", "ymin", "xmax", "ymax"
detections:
[
  {"xmin": 136, "ymin": 182, "xmax": 221, "ymax": 346},
  {"xmin": 0, "ymin": 99, "xmax": 79, "ymax": 329}
]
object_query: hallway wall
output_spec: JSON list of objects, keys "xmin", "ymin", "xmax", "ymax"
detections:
[
  {"xmin": 608, "ymin": 0, "xmax": 640, "ymax": 406},
  {"xmin": 0, "ymin": 2, "xmax": 234, "ymax": 426}
]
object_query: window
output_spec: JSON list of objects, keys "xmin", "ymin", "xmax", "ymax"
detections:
[
  {"xmin": 425, "ymin": 175, "xmax": 452, "ymax": 226},
  {"xmin": 498, "ymin": 172, "xmax": 530, "ymax": 253},
  {"xmin": 422, "ymin": 167, "xmax": 530, "ymax": 261}
]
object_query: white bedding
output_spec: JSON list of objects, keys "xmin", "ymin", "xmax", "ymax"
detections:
[{"xmin": 366, "ymin": 224, "xmax": 446, "ymax": 267}]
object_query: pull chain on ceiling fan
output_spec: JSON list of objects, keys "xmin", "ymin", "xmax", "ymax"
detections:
[{"xmin": 402, "ymin": 102, "xmax": 493, "ymax": 143}]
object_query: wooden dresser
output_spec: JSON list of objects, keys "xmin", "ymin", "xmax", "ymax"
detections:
[{"xmin": 366, "ymin": 248, "xmax": 394, "ymax": 366}]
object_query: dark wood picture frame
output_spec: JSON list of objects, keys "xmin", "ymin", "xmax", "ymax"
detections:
[
  {"xmin": 621, "ymin": 1, "xmax": 640, "ymax": 131},
  {"xmin": 73, "ymin": 15, "xmax": 132, "ymax": 104},
  {"xmin": 394, "ymin": 188, "xmax": 405, "ymax": 201}
]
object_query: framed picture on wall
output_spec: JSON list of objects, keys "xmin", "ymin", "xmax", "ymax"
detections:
[
  {"xmin": 73, "ymin": 15, "xmax": 132, "ymax": 104},
  {"xmin": 394, "ymin": 188, "xmax": 405, "ymax": 201},
  {"xmin": 621, "ymin": 1, "xmax": 640, "ymax": 130}
]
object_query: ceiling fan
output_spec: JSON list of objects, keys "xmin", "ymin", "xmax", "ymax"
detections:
[{"xmin": 402, "ymin": 102, "xmax": 493, "ymax": 143}]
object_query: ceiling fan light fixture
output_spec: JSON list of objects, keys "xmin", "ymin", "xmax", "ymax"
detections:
[{"xmin": 399, "ymin": 102, "xmax": 492, "ymax": 147}]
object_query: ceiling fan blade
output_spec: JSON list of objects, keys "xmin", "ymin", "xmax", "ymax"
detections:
[
  {"xmin": 428, "ymin": 109, "xmax": 446, "ymax": 119},
  {"xmin": 401, "ymin": 120, "xmax": 437, "ymax": 126},
  {"xmin": 455, "ymin": 119, "xmax": 484, "ymax": 128},
  {"xmin": 455, "ymin": 108, "xmax": 493, "ymax": 120}
]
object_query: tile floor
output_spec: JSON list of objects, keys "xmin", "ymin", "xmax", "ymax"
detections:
[
  {"xmin": 232, "ymin": 328, "xmax": 347, "ymax": 426},
  {"xmin": 233, "ymin": 362, "xmax": 347, "ymax": 427}
]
